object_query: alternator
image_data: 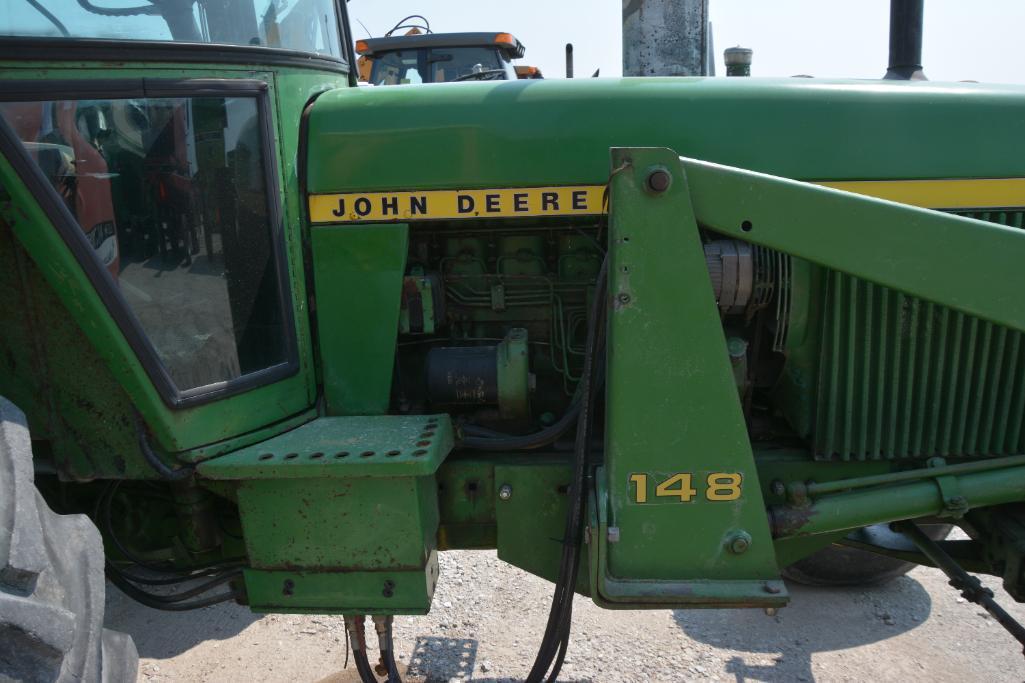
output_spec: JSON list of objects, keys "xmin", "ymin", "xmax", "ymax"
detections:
[{"xmin": 704, "ymin": 240, "xmax": 754, "ymax": 314}]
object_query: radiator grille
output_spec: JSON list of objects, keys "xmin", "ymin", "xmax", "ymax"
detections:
[{"xmin": 812, "ymin": 210, "xmax": 1025, "ymax": 460}]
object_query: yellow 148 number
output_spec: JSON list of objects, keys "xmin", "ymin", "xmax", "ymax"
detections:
[{"xmin": 629, "ymin": 472, "xmax": 742, "ymax": 503}]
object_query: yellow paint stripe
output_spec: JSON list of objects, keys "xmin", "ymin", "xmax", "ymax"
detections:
[
  {"xmin": 308, "ymin": 178, "xmax": 1025, "ymax": 225},
  {"xmin": 818, "ymin": 178, "xmax": 1025, "ymax": 210}
]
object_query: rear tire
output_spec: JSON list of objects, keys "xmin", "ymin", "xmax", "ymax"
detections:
[
  {"xmin": 782, "ymin": 523, "xmax": 953, "ymax": 587},
  {"xmin": 0, "ymin": 397, "xmax": 138, "ymax": 682}
]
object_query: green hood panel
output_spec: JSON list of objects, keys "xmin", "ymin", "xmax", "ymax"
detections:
[{"xmin": 306, "ymin": 77, "xmax": 1025, "ymax": 193}]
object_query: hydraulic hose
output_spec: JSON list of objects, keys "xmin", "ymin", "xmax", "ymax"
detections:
[
  {"xmin": 373, "ymin": 616, "xmax": 402, "ymax": 682},
  {"xmin": 525, "ymin": 257, "xmax": 607, "ymax": 682},
  {"xmin": 106, "ymin": 567, "xmax": 239, "ymax": 611},
  {"xmin": 345, "ymin": 616, "xmax": 379, "ymax": 683},
  {"xmin": 461, "ymin": 401, "xmax": 581, "ymax": 451},
  {"xmin": 136, "ymin": 416, "xmax": 194, "ymax": 481}
]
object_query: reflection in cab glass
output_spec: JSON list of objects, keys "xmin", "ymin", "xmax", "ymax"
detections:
[
  {"xmin": 1, "ymin": 96, "xmax": 289, "ymax": 391},
  {"xmin": 0, "ymin": 0, "xmax": 342, "ymax": 57}
]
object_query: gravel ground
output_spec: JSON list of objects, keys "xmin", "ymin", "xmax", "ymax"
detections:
[{"xmin": 105, "ymin": 547, "xmax": 1025, "ymax": 682}]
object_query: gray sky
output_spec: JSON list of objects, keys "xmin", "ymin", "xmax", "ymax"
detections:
[{"xmin": 347, "ymin": 1, "xmax": 1025, "ymax": 83}]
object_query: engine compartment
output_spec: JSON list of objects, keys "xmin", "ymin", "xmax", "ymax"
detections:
[{"xmin": 391, "ymin": 218, "xmax": 791, "ymax": 442}]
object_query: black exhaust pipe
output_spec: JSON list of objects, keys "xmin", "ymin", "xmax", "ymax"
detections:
[{"xmin": 884, "ymin": 0, "xmax": 925, "ymax": 80}]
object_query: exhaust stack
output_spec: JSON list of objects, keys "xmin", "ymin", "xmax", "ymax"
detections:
[{"xmin": 884, "ymin": 0, "xmax": 926, "ymax": 80}]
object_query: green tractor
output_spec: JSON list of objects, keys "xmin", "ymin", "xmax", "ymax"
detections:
[{"xmin": 2, "ymin": 0, "xmax": 1025, "ymax": 680}]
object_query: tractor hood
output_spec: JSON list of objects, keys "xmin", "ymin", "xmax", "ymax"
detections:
[{"xmin": 305, "ymin": 77, "xmax": 1025, "ymax": 196}]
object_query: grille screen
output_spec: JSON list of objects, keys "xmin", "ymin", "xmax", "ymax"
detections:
[{"xmin": 812, "ymin": 210, "xmax": 1025, "ymax": 460}]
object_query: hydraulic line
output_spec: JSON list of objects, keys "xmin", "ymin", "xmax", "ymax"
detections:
[
  {"xmin": 373, "ymin": 615, "xmax": 402, "ymax": 682},
  {"xmin": 101, "ymin": 481, "xmax": 243, "ymax": 574},
  {"xmin": 345, "ymin": 616, "xmax": 380, "ymax": 683},
  {"xmin": 100, "ymin": 481, "xmax": 245, "ymax": 610},
  {"xmin": 136, "ymin": 415, "xmax": 195, "ymax": 482},
  {"xmin": 525, "ymin": 257, "xmax": 607, "ymax": 683},
  {"xmin": 461, "ymin": 401, "xmax": 581, "ymax": 451},
  {"xmin": 106, "ymin": 568, "xmax": 239, "ymax": 611}
]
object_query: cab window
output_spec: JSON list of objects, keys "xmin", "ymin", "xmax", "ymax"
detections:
[{"xmin": 0, "ymin": 92, "xmax": 293, "ymax": 394}]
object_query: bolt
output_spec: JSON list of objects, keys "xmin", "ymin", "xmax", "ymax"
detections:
[
  {"xmin": 498, "ymin": 484, "xmax": 513, "ymax": 501},
  {"xmin": 728, "ymin": 531, "xmax": 752, "ymax": 554},
  {"xmin": 770, "ymin": 480, "xmax": 786, "ymax": 497},
  {"xmin": 646, "ymin": 168, "xmax": 672, "ymax": 193},
  {"xmin": 382, "ymin": 580, "xmax": 395, "ymax": 598},
  {"xmin": 617, "ymin": 293, "xmax": 631, "ymax": 305},
  {"xmin": 607, "ymin": 526, "xmax": 621, "ymax": 543},
  {"xmin": 282, "ymin": 579, "xmax": 295, "ymax": 596}
]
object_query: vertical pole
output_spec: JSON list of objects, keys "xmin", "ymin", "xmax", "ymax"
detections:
[
  {"xmin": 566, "ymin": 43, "xmax": 575, "ymax": 78},
  {"xmin": 622, "ymin": 0, "xmax": 710, "ymax": 76}
]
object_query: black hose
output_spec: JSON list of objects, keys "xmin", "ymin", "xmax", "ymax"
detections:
[
  {"xmin": 385, "ymin": 15, "xmax": 430, "ymax": 36},
  {"xmin": 378, "ymin": 617, "xmax": 402, "ymax": 682},
  {"xmin": 525, "ymin": 257, "xmax": 607, "ymax": 682},
  {"xmin": 461, "ymin": 401, "xmax": 581, "ymax": 451},
  {"xmin": 106, "ymin": 567, "xmax": 238, "ymax": 611},
  {"xmin": 345, "ymin": 616, "xmax": 380, "ymax": 683},
  {"xmin": 109, "ymin": 564, "xmax": 240, "ymax": 602},
  {"xmin": 136, "ymin": 416, "xmax": 195, "ymax": 482},
  {"xmin": 102, "ymin": 481, "xmax": 244, "ymax": 576}
]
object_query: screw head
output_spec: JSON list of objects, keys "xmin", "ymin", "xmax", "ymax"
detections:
[
  {"xmin": 646, "ymin": 169, "xmax": 672, "ymax": 193},
  {"xmin": 617, "ymin": 293, "xmax": 631, "ymax": 305},
  {"xmin": 498, "ymin": 484, "xmax": 513, "ymax": 501}
]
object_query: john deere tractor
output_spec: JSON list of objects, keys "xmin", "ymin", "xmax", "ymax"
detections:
[{"xmin": 2, "ymin": 0, "xmax": 1025, "ymax": 681}]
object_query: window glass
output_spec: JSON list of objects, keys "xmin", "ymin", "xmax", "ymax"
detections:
[
  {"xmin": 369, "ymin": 46, "xmax": 509, "ymax": 85},
  {"xmin": 429, "ymin": 47, "xmax": 507, "ymax": 83},
  {"xmin": 1, "ymin": 94, "xmax": 291, "ymax": 391},
  {"xmin": 370, "ymin": 50, "xmax": 421, "ymax": 86},
  {"xmin": 1, "ymin": 0, "xmax": 342, "ymax": 58}
]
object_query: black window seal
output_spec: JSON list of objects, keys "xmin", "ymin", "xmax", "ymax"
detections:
[
  {"xmin": 0, "ymin": 78, "xmax": 300, "ymax": 409},
  {"xmin": 0, "ymin": 37, "xmax": 350, "ymax": 74}
]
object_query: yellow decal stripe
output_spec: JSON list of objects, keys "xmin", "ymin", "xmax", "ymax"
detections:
[
  {"xmin": 818, "ymin": 177, "xmax": 1025, "ymax": 210},
  {"xmin": 308, "ymin": 185, "xmax": 606, "ymax": 224},
  {"xmin": 308, "ymin": 178, "xmax": 1025, "ymax": 224}
]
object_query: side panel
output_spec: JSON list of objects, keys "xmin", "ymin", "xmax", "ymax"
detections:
[{"xmin": 311, "ymin": 224, "xmax": 408, "ymax": 415}]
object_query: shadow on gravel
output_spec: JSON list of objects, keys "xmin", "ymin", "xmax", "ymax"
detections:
[
  {"xmin": 407, "ymin": 636, "xmax": 479, "ymax": 680},
  {"xmin": 401, "ymin": 635, "xmax": 590, "ymax": 683},
  {"xmin": 672, "ymin": 575, "xmax": 932, "ymax": 682},
  {"xmin": 104, "ymin": 583, "xmax": 259, "ymax": 658}
]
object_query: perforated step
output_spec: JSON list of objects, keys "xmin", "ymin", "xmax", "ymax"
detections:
[{"xmin": 198, "ymin": 414, "xmax": 453, "ymax": 479}]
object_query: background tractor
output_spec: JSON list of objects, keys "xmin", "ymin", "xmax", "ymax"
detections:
[
  {"xmin": 355, "ymin": 16, "xmax": 526, "ymax": 86},
  {"xmin": 2, "ymin": 1, "xmax": 1025, "ymax": 681}
]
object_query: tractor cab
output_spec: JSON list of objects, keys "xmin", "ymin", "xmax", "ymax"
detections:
[{"xmin": 356, "ymin": 31, "xmax": 524, "ymax": 85}]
